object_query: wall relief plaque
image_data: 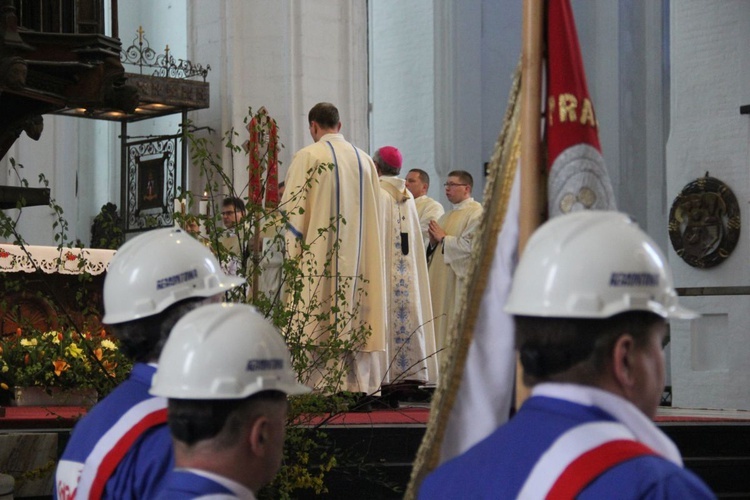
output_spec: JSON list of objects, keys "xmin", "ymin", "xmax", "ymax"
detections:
[{"xmin": 668, "ymin": 174, "xmax": 740, "ymax": 268}]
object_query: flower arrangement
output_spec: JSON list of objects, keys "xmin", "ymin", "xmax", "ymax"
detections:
[{"xmin": 0, "ymin": 327, "xmax": 132, "ymax": 402}]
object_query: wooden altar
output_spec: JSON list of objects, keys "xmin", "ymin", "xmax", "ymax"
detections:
[{"xmin": 0, "ymin": 244, "xmax": 115, "ymax": 335}]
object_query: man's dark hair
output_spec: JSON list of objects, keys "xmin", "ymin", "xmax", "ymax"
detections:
[
  {"xmin": 514, "ymin": 311, "xmax": 663, "ymax": 386},
  {"xmin": 448, "ymin": 170, "xmax": 473, "ymax": 189},
  {"xmin": 373, "ymin": 150, "xmax": 400, "ymax": 176},
  {"xmin": 109, "ymin": 297, "xmax": 208, "ymax": 363},
  {"xmin": 308, "ymin": 102, "xmax": 340, "ymax": 129},
  {"xmin": 168, "ymin": 390, "xmax": 287, "ymax": 447},
  {"xmin": 222, "ymin": 196, "xmax": 246, "ymax": 215},
  {"xmin": 409, "ymin": 168, "xmax": 430, "ymax": 187}
]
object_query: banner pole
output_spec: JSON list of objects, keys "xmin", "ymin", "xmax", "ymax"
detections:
[{"xmin": 517, "ymin": 0, "xmax": 545, "ymax": 407}]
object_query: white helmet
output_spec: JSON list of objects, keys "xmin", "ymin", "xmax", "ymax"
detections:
[
  {"xmin": 150, "ymin": 303, "xmax": 311, "ymax": 399},
  {"xmin": 102, "ymin": 228, "xmax": 245, "ymax": 324},
  {"xmin": 505, "ymin": 211, "xmax": 697, "ymax": 320}
]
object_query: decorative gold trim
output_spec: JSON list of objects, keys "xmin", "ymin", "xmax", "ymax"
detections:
[{"xmin": 405, "ymin": 61, "xmax": 522, "ymax": 498}]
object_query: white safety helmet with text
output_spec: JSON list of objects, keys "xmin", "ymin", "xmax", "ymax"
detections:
[
  {"xmin": 150, "ymin": 303, "xmax": 311, "ymax": 399},
  {"xmin": 505, "ymin": 211, "xmax": 697, "ymax": 320},
  {"xmin": 102, "ymin": 228, "xmax": 245, "ymax": 325}
]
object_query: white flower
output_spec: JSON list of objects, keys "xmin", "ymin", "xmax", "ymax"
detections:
[{"xmin": 101, "ymin": 339, "xmax": 117, "ymax": 351}]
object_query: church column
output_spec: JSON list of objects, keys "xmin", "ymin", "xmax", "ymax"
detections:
[{"xmin": 187, "ymin": 0, "xmax": 370, "ymax": 196}]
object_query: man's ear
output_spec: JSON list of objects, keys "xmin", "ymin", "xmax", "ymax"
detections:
[
  {"xmin": 611, "ymin": 334, "xmax": 637, "ymax": 391},
  {"xmin": 248, "ymin": 415, "xmax": 270, "ymax": 457},
  {"xmin": 335, "ymin": 121, "xmax": 342, "ymax": 132}
]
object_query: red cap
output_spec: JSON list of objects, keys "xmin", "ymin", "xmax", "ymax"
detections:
[{"xmin": 377, "ymin": 146, "xmax": 403, "ymax": 171}]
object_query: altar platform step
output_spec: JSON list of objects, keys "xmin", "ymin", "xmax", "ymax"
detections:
[
  {"xmin": 298, "ymin": 406, "xmax": 750, "ymax": 499},
  {"xmin": 1, "ymin": 405, "xmax": 748, "ymax": 498}
]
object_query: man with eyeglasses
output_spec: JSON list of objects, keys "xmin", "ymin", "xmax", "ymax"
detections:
[
  {"xmin": 220, "ymin": 197, "xmax": 245, "ymax": 230},
  {"xmin": 219, "ymin": 196, "xmax": 247, "ymax": 277},
  {"xmin": 427, "ymin": 170, "xmax": 482, "ymax": 364}
]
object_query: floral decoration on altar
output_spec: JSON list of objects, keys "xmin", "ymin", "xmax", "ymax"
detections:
[{"xmin": 0, "ymin": 327, "xmax": 132, "ymax": 401}]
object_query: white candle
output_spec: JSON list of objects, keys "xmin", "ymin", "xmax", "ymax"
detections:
[{"xmin": 199, "ymin": 194, "xmax": 208, "ymax": 216}]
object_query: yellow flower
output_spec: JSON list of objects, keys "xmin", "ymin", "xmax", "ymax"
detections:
[
  {"xmin": 1, "ymin": 365, "xmax": 8, "ymax": 373},
  {"xmin": 20, "ymin": 338, "xmax": 38, "ymax": 347},
  {"xmin": 43, "ymin": 331, "xmax": 62, "ymax": 344},
  {"xmin": 0, "ymin": 383, "xmax": 8, "ymax": 391},
  {"xmin": 53, "ymin": 359, "xmax": 70, "ymax": 376},
  {"xmin": 101, "ymin": 339, "xmax": 117, "ymax": 351},
  {"xmin": 66, "ymin": 343, "xmax": 84, "ymax": 358}
]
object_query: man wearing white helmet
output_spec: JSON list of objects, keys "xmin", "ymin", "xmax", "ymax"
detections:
[
  {"xmin": 419, "ymin": 211, "xmax": 715, "ymax": 499},
  {"xmin": 55, "ymin": 228, "xmax": 244, "ymax": 500},
  {"xmin": 151, "ymin": 303, "xmax": 310, "ymax": 499}
]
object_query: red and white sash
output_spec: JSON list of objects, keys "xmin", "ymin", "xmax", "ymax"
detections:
[
  {"xmin": 517, "ymin": 421, "xmax": 656, "ymax": 499},
  {"xmin": 56, "ymin": 397, "xmax": 168, "ymax": 500}
]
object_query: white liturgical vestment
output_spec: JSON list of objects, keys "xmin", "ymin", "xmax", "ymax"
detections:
[
  {"xmin": 428, "ymin": 197, "xmax": 483, "ymax": 363},
  {"xmin": 282, "ymin": 133, "xmax": 387, "ymax": 394},
  {"xmin": 414, "ymin": 195, "xmax": 445, "ymax": 250},
  {"xmin": 378, "ymin": 176, "xmax": 439, "ymax": 385}
]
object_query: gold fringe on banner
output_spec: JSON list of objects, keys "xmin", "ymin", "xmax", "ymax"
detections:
[{"xmin": 405, "ymin": 61, "xmax": 523, "ymax": 499}]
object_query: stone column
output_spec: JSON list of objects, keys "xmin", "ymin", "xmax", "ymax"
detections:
[{"xmin": 188, "ymin": 0, "xmax": 370, "ymax": 195}]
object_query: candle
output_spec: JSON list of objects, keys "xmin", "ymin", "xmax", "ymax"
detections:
[{"xmin": 199, "ymin": 192, "xmax": 208, "ymax": 216}]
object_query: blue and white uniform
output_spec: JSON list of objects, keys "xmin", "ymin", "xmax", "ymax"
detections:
[
  {"xmin": 419, "ymin": 384, "xmax": 715, "ymax": 499},
  {"xmin": 55, "ymin": 363, "xmax": 171, "ymax": 500},
  {"xmin": 155, "ymin": 469, "xmax": 256, "ymax": 499}
]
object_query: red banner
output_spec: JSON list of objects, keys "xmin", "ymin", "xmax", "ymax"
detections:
[
  {"xmin": 545, "ymin": 0, "xmax": 615, "ymax": 217},
  {"xmin": 246, "ymin": 107, "xmax": 280, "ymax": 208}
]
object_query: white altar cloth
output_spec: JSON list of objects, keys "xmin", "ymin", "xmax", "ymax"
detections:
[{"xmin": 0, "ymin": 244, "xmax": 115, "ymax": 275}]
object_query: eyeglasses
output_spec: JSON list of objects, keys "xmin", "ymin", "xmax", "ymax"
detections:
[{"xmin": 443, "ymin": 183, "xmax": 468, "ymax": 188}]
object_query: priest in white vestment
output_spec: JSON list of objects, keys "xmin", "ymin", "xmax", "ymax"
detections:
[
  {"xmin": 427, "ymin": 170, "xmax": 483, "ymax": 364},
  {"xmin": 406, "ymin": 168, "xmax": 445, "ymax": 249},
  {"xmin": 373, "ymin": 147, "xmax": 439, "ymax": 386},
  {"xmin": 281, "ymin": 102, "xmax": 386, "ymax": 395}
]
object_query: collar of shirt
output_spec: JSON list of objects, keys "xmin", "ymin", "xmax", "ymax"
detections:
[
  {"xmin": 531, "ymin": 383, "xmax": 683, "ymax": 465},
  {"xmin": 380, "ymin": 176, "xmax": 410, "ymax": 202},
  {"xmin": 177, "ymin": 468, "xmax": 256, "ymax": 499},
  {"xmin": 451, "ymin": 197, "xmax": 475, "ymax": 210},
  {"xmin": 319, "ymin": 133, "xmax": 345, "ymax": 143}
]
